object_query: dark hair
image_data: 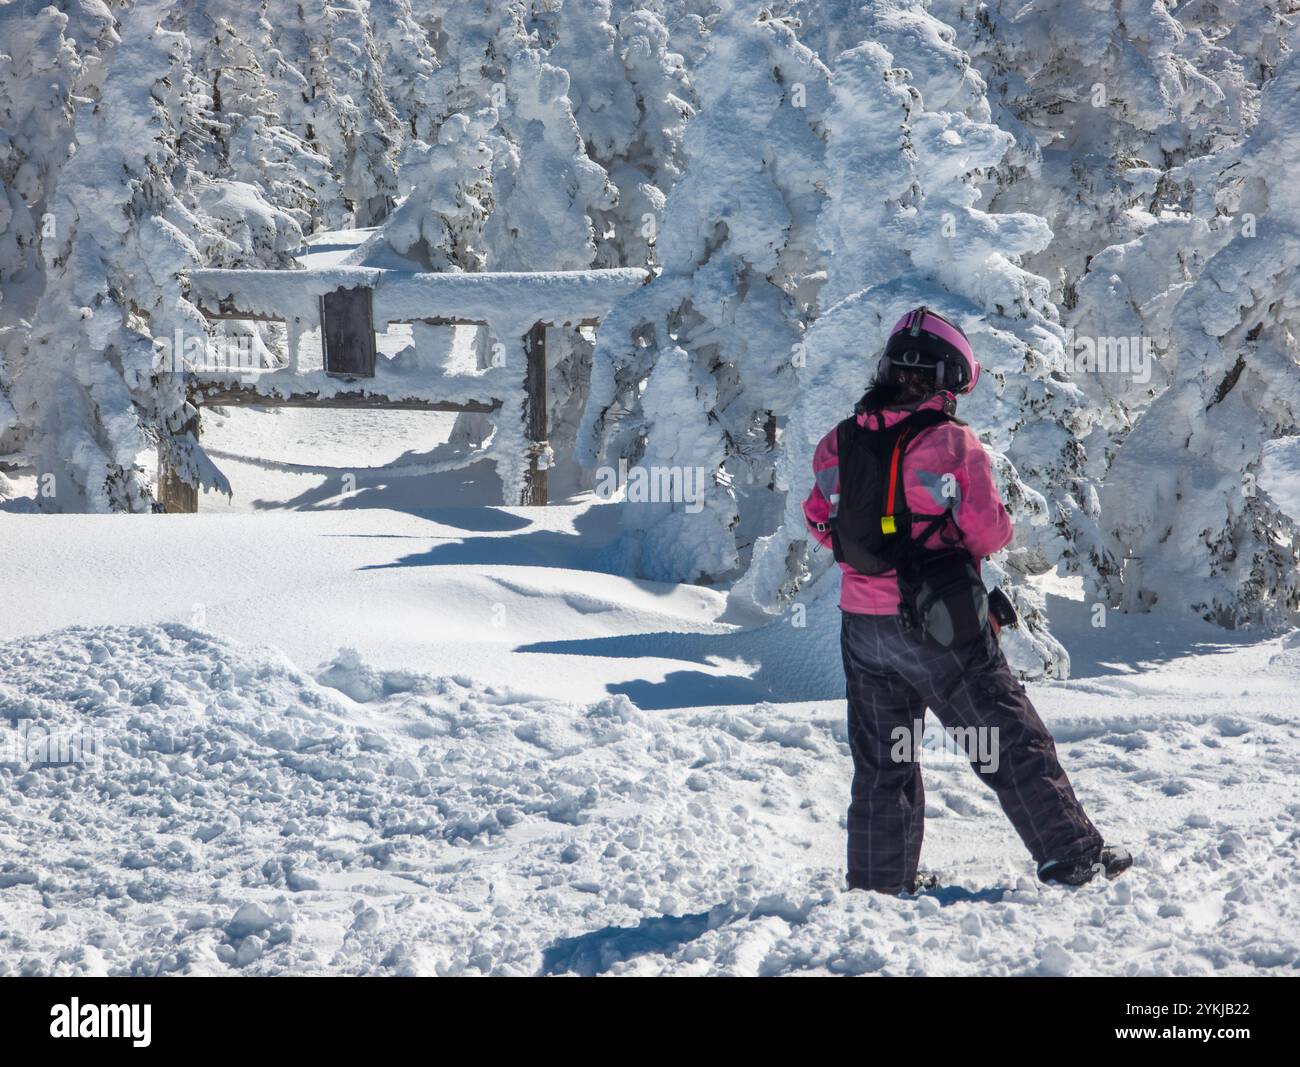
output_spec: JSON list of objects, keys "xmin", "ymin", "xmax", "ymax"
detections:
[{"xmin": 857, "ymin": 365, "xmax": 940, "ymax": 412}]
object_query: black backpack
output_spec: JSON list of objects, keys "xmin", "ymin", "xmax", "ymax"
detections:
[{"xmin": 830, "ymin": 407, "xmax": 989, "ymax": 649}]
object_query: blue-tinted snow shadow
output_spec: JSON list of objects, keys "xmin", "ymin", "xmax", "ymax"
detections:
[
  {"xmin": 245, "ymin": 454, "xmax": 505, "ymax": 514},
  {"xmin": 611, "ymin": 668, "xmax": 777, "ymax": 710},
  {"xmin": 322, "ymin": 506, "xmax": 530, "ymax": 534},
  {"xmin": 512, "ymin": 627, "xmax": 780, "ymax": 709},
  {"xmin": 356, "ymin": 500, "xmax": 635, "ymax": 575},
  {"xmin": 1040, "ymin": 588, "xmax": 1268, "ymax": 680},
  {"xmin": 512, "ymin": 574, "xmax": 1277, "ymax": 710},
  {"xmin": 539, "ymin": 911, "xmax": 713, "ymax": 976},
  {"xmin": 517, "ymin": 605, "xmax": 846, "ymax": 709},
  {"xmin": 924, "ymin": 885, "xmax": 1008, "ymax": 906}
]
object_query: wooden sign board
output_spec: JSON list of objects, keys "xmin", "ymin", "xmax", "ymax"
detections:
[{"xmin": 320, "ymin": 285, "xmax": 376, "ymax": 378}]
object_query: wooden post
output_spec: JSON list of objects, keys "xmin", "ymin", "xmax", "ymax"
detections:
[
  {"xmin": 286, "ymin": 303, "xmax": 309, "ymax": 375},
  {"xmin": 158, "ymin": 412, "xmax": 199, "ymax": 514},
  {"xmin": 320, "ymin": 285, "xmax": 376, "ymax": 378},
  {"xmin": 521, "ymin": 321, "xmax": 548, "ymax": 506}
]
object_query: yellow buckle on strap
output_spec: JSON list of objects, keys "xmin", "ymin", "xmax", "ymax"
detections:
[{"xmin": 881, "ymin": 515, "xmax": 897, "ymax": 535}]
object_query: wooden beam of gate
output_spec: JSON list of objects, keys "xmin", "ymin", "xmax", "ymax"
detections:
[
  {"xmin": 188, "ymin": 267, "xmax": 650, "ymax": 329},
  {"xmin": 192, "ymin": 384, "xmax": 502, "ymax": 413}
]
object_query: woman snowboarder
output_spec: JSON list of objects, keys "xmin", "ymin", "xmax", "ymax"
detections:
[{"xmin": 803, "ymin": 306, "xmax": 1132, "ymax": 893}]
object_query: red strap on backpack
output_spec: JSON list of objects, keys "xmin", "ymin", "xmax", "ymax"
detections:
[{"xmin": 881, "ymin": 428, "xmax": 913, "ymax": 535}]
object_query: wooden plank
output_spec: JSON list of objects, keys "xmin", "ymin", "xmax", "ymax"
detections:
[
  {"xmin": 387, "ymin": 317, "xmax": 490, "ymax": 328},
  {"xmin": 193, "ymin": 291, "xmax": 285, "ymax": 322},
  {"xmin": 190, "ymin": 267, "xmax": 652, "ymax": 328},
  {"xmin": 197, "ymin": 308, "xmax": 285, "ymax": 322},
  {"xmin": 320, "ymin": 285, "xmax": 376, "ymax": 378},
  {"xmin": 387, "ymin": 316, "xmax": 601, "ymax": 329},
  {"xmin": 192, "ymin": 384, "xmax": 501, "ymax": 412},
  {"xmin": 521, "ymin": 322, "xmax": 548, "ymax": 506},
  {"xmin": 158, "ymin": 413, "xmax": 199, "ymax": 514}
]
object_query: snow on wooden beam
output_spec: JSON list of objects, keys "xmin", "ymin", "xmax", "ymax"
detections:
[
  {"xmin": 188, "ymin": 267, "xmax": 650, "ymax": 338},
  {"xmin": 192, "ymin": 384, "xmax": 501, "ymax": 413}
]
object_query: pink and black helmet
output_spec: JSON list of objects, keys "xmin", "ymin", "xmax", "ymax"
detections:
[{"xmin": 877, "ymin": 306, "xmax": 980, "ymax": 395}]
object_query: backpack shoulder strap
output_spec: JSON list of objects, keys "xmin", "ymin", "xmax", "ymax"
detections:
[
  {"xmin": 880, "ymin": 408, "xmax": 957, "ymax": 537},
  {"xmin": 835, "ymin": 413, "xmax": 858, "ymax": 449},
  {"xmin": 902, "ymin": 407, "xmax": 957, "ymax": 433}
]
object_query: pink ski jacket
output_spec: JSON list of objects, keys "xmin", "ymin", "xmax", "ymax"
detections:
[{"xmin": 803, "ymin": 392, "xmax": 1014, "ymax": 615}]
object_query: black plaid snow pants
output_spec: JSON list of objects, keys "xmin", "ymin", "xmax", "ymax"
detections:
[{"xmin": 840, "ymin": 611, "xmax": 1102, "ymax": 892}]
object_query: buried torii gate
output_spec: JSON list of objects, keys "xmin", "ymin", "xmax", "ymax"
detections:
[{"xmin": 162, "ymin": 266, "xmax": 650, "ymax": 513}]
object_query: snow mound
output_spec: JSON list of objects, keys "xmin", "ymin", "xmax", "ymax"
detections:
[
  {"xmin": 1, "ymin": 625, "xmax": 1295, "ymax": 976},
  {"xmin": 0, "ymin": 624, "xmax": 840, "ymax": 975}
]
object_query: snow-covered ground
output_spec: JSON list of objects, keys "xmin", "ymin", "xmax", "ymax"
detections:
[
  {"xmin": 5, "ymin": 0, "xmax": 1300, "ymax": 983},
  {"xmin": 2, "ymin": 472, "xmax": 1298, "ymax": 974},
  {"xmin": 3, "ymin": 325, "xmax": 1297, "ymax": 977}
]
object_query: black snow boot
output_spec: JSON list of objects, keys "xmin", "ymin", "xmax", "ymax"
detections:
[
  {"xmin": 1038, "ymin": 845, "xmax": 1133, "ymax": 887},
  {"xmin": 905, "ymin": 870, "xmax": 942, "ymax": 893},
  {"xmin": 846, "ymin": 869, "xmax": 941, "ymax": 895}
]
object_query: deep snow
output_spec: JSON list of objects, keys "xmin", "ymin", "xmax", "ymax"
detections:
[
  {"xmin": 3, "ymin": 0, "xmax": 1299, "ymax": 982},
  {"xmin": 1, "ymin": 493, "xmax": 1297, "ymax": 976}
]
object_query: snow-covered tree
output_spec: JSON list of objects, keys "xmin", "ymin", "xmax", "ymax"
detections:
[
  {"xmin": 1096, "ymin": 50, "xmax": 1300, "ymax": 628},
  {"xmin": 613, "ymin": 0, "xmax": 718, "ymax": 73},
  {"xmin": 481, "ymin": 47, "xmax": 616, "ymax": 271},
  {"xmin": 0, "ymin": 1, "xmax": 115, "ymax": 286},
  {"xmin": 609, "ymin": 7, "xmax": 695, "ymax": 259},
  {"xmin": 9, "ymin": 1, "xmax": 292, "ymax": 511},
  {"xmin": 1174, "ymin": 0, "xmax": 1300, "ymax": 90},
  {"xmin": 180, "ymin": 2, "xmax": 341, "ymax": 238},
  {"xmin": 0, "ymin": 0, "xmax": 120, "ymax": 456},
  {"xmin": 425, "ymin": 0, "xmax": 529, "ymax": 123},
  {"xmin": 579, "ymin": 7, "xmax": 828, "ymax": 583},
  {"xmin": 791, "ymin": 0, "xmax": 991, "ymax": 117},
  {"xmin": 932, "ymin": 0, "xmax": 1238, "ymax": 312},
  {"xmin": 736, "ymin": 16, "xmax": 1100, "ymax": 677},
  {"xmin": 363, "ymin": 112, "xmax": 495, "ymax": 273},
  {"xmin": 261, "ymin": 0, "xmax": 401, "ymax": 227},
  {"xmin": 547, "ymin": 2, "xmax": 640, "ymax": 165},
  {"xmin": 369, "ymin": 0, "xmax": 441, "ymax": 142},
  {"xmin": 548, "ymin": 0, "xmax": 693, "ymax": 269}
]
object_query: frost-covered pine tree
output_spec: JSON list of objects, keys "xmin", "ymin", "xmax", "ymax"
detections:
[
  {"xmin": 12, "ymin": 1, "xmax": 241, "ymax": 511},
  {"xmin": 1064, "ymin": 141, "xmax": 1240, "ymax": 475},
  {"xmin": 481, "ymin": 46, "xmax": 615, "ymax": 271},
  {"xmin": 614, "ymin": 0, "xmax": 717, "ymax": 72},
  {"xmin": 424, "ymin": 0, "xmax": 527, "ymax": 123},
  {"xmin": 369, "ymin": 0, "xmax": 441, "ymax": 142},
  {"xmin": 363, "ymin": 112, "xmax": 495, "ymax": 273},
  {"xmin": 932, "ymin": 0, "xmax": 1238, "ymax": 311},
  {"xmin": 0, "ymin": 0, "xmax": 120, "ymax": 456},
  {"xmin": 791, "ymin": 0, "xmax": 991, "ymax": 117},
  {"xmin": 1174, "ymin": 0, "xmax": 1300, "ymax": 90},
  {"xmin": 406, "ymin": 2, "xmax": 613, "ymax": 275},
  {"xmin": 0, "ymin": 1, "xmax": 116, "ymax": 290},
  {"xmin": 1096, "ymin": 50, "xmax": 1300, "ymax": 628},
  {"xmin": 548, "ymin": 0, "xmax": 694, "ymax": 269},
  {"xmin": 548, "ymin": 1, "xmax": 640, "ymax": 167},
  {"xmin": 579, "ymin": 7, "xmax": 828, "ymax": 583},
  {"xmin": 1060, "ymin": 0, "xmax": 1299, "ymax": 479},
  {"xmin": 608, "ymin": 6, "xmax": 696, "ymax": 263},
  {"xmin": 262, "ymin": 0, "xmax": 401, "ymax": 227},
  {"xmin": 736, "ymin": 20, "xmax": 1098, "ymax": 677},
  {"xmin": 181, "ymin": 2, "xmax": 341, "ymax": 239}
]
